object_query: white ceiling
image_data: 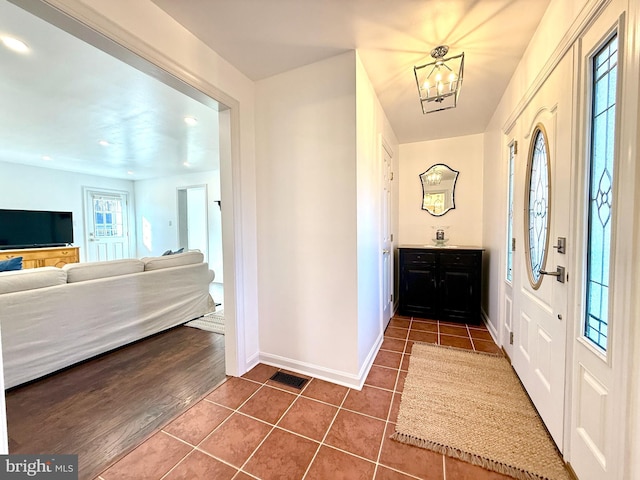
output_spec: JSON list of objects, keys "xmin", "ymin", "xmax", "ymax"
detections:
[
  {"xmin": 0, "ymin": 0, "xmax": 220, "ymax": 180},
  {"xmin": 152, "ymin": 0, "xmax": 552, "ymax": 144},
  {"xmin": 0, "ymin": 0, "xmax": 551, "ymax": 181}
]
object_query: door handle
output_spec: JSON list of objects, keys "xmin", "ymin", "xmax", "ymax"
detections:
[
  {"xmin": 382, "ymin": 249, "xmax": 390, "ymax": 254},
  {"xmin": 540, "ymin": 266, "xmax": 565, "ymax": 283}
]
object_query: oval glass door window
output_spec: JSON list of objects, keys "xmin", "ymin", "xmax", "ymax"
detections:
[{"xmin": 525, "ymin": 124, "xmax": 551, "ymax": 289}]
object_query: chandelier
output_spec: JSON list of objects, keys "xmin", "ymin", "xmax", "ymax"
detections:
[{"xmin": 414, "ymin": 45, "xmax": 464, "ymax": 114}]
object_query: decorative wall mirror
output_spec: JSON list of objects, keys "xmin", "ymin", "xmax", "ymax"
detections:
[
  {"xmin": 420, "ymin": 163, "xmax": 459, "ymax": 216},
  {"xmin": 524, "ymin": 123, "xmax": 551, "ymax": 289}
]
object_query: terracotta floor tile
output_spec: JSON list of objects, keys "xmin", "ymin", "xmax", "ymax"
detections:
[
  {"xmin": 343, "ymin": 385, "xmax": 393, "ymax": 420},
  {"xmin": 412, "ymin": 316, "xmax": 438, "ymax": 323},
  {"xmin": 405, "ymin": 341, "xmax": 415, "ymax": 354},
  {"xmin": 385, "ymin": 327, "xmax": 409, "ymax": 340},
  {"xmin": 205, "ymin": 377, "xmax": 261, "ymax": 409},
  {"xmin": 164, "ymin": 400, "xmax": 232, "ymax": 445},
  {"xmin": 469, "ymin": 328, "xmax": 494, "ymax": 341},
  {"xmin": 473, "ymin": 339, "xmax": 503, "ymax": 354},
  {"xmin": 305, "ymin": 445, "xmax": 376, "ymax": 480},
  {"xmin": 408, "ymin": 330, "xmax": 438, "ymax": 343},
  {"xmin": 379, "ymin": 424, "xmax": 444, "ymax": 480},
  {"xmin": 388, "ymin": 318, "xmax": 411, "ymax": 329},
  {"xmin": 277, "ymin": 396, "xmax": 337, "ymax": 441},
  {"xmin": 410, "ymin": 321, "xmax": 439, "ymax": 332},
  {"xmin": 400, "ymin": 354, "xmax": 410, "ymax": 371},
  {"xmin": 365, "ymin": 365, "xmax": 398, "ymax": 390},
  {"xmin": 198, "ymin": 413, "xmax": 272, "ymax": 467},
  {"xmin": 381, "ymin": 337, "xmax": 406, "ymax": 353},
  {"xmin": 392, "ymin": 314, "xmax": 412, "ymax": 320},
  {"xmin": 373, "ymin": 350, "xmax": 402, "ymax": 369},
  {"xmin": 439, "ymin": 334, "xmax": 473, "ymax": 350},
  {"xmin": 388, "ymin": 394, "xmax": 401, "ymax": 424},
  {"xmin": 101, "ymin": 431, "xmax": 191, "ymax": 480},
  {"xmin": 239, "ymin": 385, "xmax": 296, "ymax": 424},
  {"xmin": 375, "ymin": 465, "xmax": 425, "ymax": 480},
  {"xmin": 302, "ymin": 378, "xmax": 349, "ymax": 406},
  {"xmin": 244, "ymin": 428, "xmax": 318, "ymax": 480},
  {"xmin": 233, "ymin": 472, "xmax": 255, "ymax": 480},
  {"xmin": 444, "ymin": 456, "xmax": 514, "ymax": 479},
  {"xmin": 242, "ymin": 363, "xmax": 279, "ymax": 383},
  {"xmin": 163, "ymin": 450, "xmax": 237, "ymax": 480},
  {"xmin": 439, "ymin": 324, "xmax": 470, "ymax": 337},
  {"xmin": 324, "ymin": 409, "xmax": 386, "ymax": 461},
  {"xmin": 396, "ymin": 371, "xmax": 407, "ymax": 393}
]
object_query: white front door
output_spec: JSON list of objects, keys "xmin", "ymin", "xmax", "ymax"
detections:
[
  {"xmin": 381, "ymin": 139, "xmax": 393, "ymax": 328},
  {"xmin": 84, "ymin": 188, "xmax": 130, "ymax": 262},
  {"xmin": 511, "ymin": 51, "xmax": 573, "ymax": 449}
]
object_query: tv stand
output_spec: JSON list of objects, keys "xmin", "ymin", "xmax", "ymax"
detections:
[{"xmin": 1, "ymin": 246, "xmax": 79, "ymax": 269}]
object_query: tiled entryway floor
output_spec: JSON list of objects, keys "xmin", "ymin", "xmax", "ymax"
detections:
[{"xmin": 97, "ymin": 316, "xmax": 513, "ymax": 480}]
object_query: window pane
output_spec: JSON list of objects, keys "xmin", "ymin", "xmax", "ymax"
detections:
[
  {"xmin": 527, "ymin": 128, "xmax": 550, "ymax": 288},
  {"xmin": 585, "ymin": 34, "xmax": 617, "ymax": 351},
  {"xmin": 506, "ymin": 143, "xmax": 515, "ymax": 282}
]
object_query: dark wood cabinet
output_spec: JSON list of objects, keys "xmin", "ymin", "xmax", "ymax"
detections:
[{"xmin": 398, "ymin": 246, "xmax": 483, "ymax": 323}]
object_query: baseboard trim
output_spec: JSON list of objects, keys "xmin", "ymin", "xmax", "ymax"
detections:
[{"xmin": 258, "ymin": 333, "xmax": 383, "ymax": 390}]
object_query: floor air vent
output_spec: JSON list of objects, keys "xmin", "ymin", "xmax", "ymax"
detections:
[{"xmin": 270, "ymin": 371, "xmax": 308, "ymax": 389}]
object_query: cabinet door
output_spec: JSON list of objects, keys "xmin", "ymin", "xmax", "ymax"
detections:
[
  {"xmin": 438, "ymin": 267, "xmax": 479, "ymax": 322},
  {"xmin": 400, "ymin": 265, "xmax": 438, "ymax": 317}
]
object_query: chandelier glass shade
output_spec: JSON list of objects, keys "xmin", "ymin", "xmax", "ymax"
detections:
[{"xmin": 414, "ymin": 45, "xmax": 464, "ymax": 114}]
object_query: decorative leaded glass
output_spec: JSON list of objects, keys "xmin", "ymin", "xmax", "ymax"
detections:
[
  {"xmin": 506, "ymin": 143, "xmax": 515, "ymax": 283},
  {"xmin": 585, "ymin": 34, "xmax": 617, "ymax": 351},
  {"xmin": 525, "ymin": 126, "xmax": 550, "ymax": 289}
]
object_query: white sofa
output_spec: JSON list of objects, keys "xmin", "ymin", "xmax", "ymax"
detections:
[{"xmin": 0, "ymin": 251, "xmax": 214, "ymax": 389}]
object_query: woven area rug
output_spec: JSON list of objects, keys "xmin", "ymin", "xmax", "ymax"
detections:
[
  {"xmin": 185, "ymin": 310, "xmax": 224, "ymax": 334},
  {"xmin": 392, "ymin": 343, "xmax": 570, "ymax": 480}
]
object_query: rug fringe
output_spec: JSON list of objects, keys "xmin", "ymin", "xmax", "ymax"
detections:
[{"xmin": 390, "ymin": 431, "xmax": 554, "ymax": 480}]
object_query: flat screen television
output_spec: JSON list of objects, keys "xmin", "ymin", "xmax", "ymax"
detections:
[{"xmin": 0, "ymin": 209, "xmax": 74, "ymax": 250}]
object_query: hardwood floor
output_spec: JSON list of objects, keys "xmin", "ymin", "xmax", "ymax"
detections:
[{"xmin": 5, "ymin": 325, "xmax": 226, "ymax": 480}]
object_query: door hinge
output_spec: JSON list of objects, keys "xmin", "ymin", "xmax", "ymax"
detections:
[
  {"xmin": 511, "ymin": 238, "xmax": 516, "ymax": 251},
  {"xmin": 509, "ymin": 331, "xmax": 514, "ymax": 345},
  {"xmin": 390, "ymin": 294, "xmax": 393, "ymax": 302},
  {"xmin": 513, "ymin": 140, "xmax": 518, "ymax": 154},
  {"xmin": 390, "ymin": 234, "xmax": 394, "ymax": 242},
  {"xmin": 390, "ymin": 172, "xmax": 394, "ymax": 181}
]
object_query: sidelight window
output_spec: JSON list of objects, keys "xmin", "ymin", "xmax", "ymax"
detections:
[{"xmin": 584, "ymin": 34, "xmax": 618, "ymax": 351}]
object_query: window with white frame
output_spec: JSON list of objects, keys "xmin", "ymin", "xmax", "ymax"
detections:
[{"xmin": 585, "ymin": 33, "xmax": 618, "ymax": 351}]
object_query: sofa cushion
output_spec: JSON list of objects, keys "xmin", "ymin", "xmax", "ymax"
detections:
[
  {"xmin": 0, "ymin": 267, "xmax": 67, "ymax": 294},
  {"xmin": 142, "ymin": 251, "xmax": 204, "ymax": 271},
  {"xmin": 0, "ymin": 256, "xmax": 23, "ymax": 272},
  {"xmin": 63, "ymin": 259, "xmax": 145, "ymax": 283}
]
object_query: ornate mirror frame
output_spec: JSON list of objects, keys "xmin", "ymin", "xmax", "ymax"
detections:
[
  {"xmin": 524, "ymin": 123, "xmax": 551, "ymax": 290},
  {"xmin": 419, "ymin": 163, "xmax": 459, "ymax": 217}
]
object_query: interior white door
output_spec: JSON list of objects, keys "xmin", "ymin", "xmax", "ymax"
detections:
[
  {"xmin": 84, "ymin": 188, "xmax": 130, "ymax": 262},
  {"xmin": 511, "ymin": 52, "xmax": 572, "ymax": 449},
  {"xmin": 381, "ymin": 140, "xmax": 393, "ymax": 328},
  {"xmin": 177, "ymin": 185, "xmax": 209, "ymax": 261}
]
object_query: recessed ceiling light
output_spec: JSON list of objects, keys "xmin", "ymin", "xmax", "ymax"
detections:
[
  {"xmin": 98, "ymin": 140, "xmax": 110, "ymax": 146},
  {"xmin": 127, "ymin": 170, "xmax": 134, "ymax": 175},
  {"xmin": 184, "ymin": 116, "xmax": 198, "ymax": 126},
  {"xmin": 183, "ymin": 162, "xmax": 191, "ymax": 167},
  {"xmin": 42, "ymin": 155, "xmax": 52, "ymax": 161},
  {"xmin": 1, "ymin": 36, "xmax": 29, "ymax": 54}
]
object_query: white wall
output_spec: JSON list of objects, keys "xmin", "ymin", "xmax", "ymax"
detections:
[
  {"xmin": 255, "ymin": 51, "xmax": 360, "ymax": 381},
  {"xmin": 134, "ymin": 170, "xmax": 223, "ymax": 280},
  {"xmin": 355, "ymin": 53, "xmax": 400, "ymax": 371},
  {"xmin": 398, "ymin": 134, "xmax": 484, "ymax": 247},
  {"xmin": 0, "ymin": 161, "xmax": 135, "ymax": 261}
]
